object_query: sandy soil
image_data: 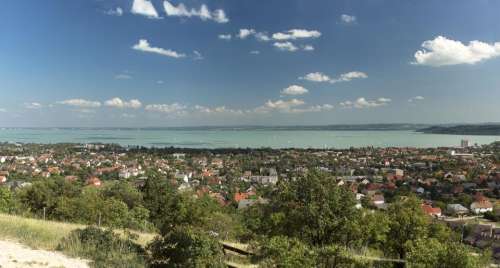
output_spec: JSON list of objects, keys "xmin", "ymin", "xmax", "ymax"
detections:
[{"xmin": 0, "ymin": 240, "xmax": 89, "ymax": 268}]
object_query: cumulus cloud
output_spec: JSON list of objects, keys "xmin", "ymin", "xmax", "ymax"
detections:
[
  {"xmin": 250, "ymin": 50, "xmax": 260, "ymax": 55},
  {"xmin": 273, "ymin": 41, "xmax": 298, "ymax": 52},
  {"xmin": 272, "ymin": 29, "xmax": 321, "ymax": 40},
  {"xmin": 300, "ymin": 71, "xmax": 367, "ymax": 83},
  {"xmin": 340, "ymin": 14, "xmax": 356, "ymax": 24},
  {"xmin": 303, "ymin": 45, "xmax": 314, "ymax": 51},
  {"xmin": 340, "ymin": 97, "xmax": 391, "ymax": 109},
  {"xmin": 255, "ymin": 99, "xmax": 333, "ymax": 114},
  {"xmin": 145, "ymin": 103, "xmax": 187, "ymax": 114},
  {"xmin": 194, "ymin": 105, "xmax": 243, "ymax": 115},
  {"xmin": 0, "ymin": 108, "xmax": 6, "ymax": 112},
  {"xmin": 281, "ymin": 85, "xmax": 309, "ymax": 95},
  {"xmin": 132, "ymin": 39, "xmax": 186, "ymax": 58},
  {"xmin": 57, "ymin": 99, "xmax": 101, "ymax": 108},
  {"xmin": 106, "ymin": 7, "xmax": 123, "ymax": 16},
  {"xmin": 163, "ymin": 1, "xmax": 228, "ymax": 23},
  {"xmin": 300, "ymin": 72, "xmax": 331, "ymax": 82},
  {"xmin": 105, "ymin": 98, "xmax": 142, "ymax": 109},
  {"xmin": 238, "ymin": 29, "xmax": 256, "ymax": 39},
  {"xmin": 408, "ymin": 96, "xmax": 425, "ymax": 102},
  {"xmin": 413, "ymin": 36, "xmax": 500, "ymax": 66},
  {"xmin": 254, "ymin": 32, "xmax": 271, "ymax": 42},
  {"xmin": 131, "ymin": 0, "xmax": 159, "ymax": 19},
  {"xmin": 218, "ymin": 34, "xmax": 231, "ymax": 40}
]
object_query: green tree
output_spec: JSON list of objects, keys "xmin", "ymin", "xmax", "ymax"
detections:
[
  {"xmin": 148, "ymin": 226, "xmax": 225, "ymax": 268},
  {"xmin": 256, "ymin": 236, "xmax": 317, "ymax": 268},
  {"xmin": 0, "ymin": 186, "xmax": 14, "ymax": 213},
  {"xmin": 263, "ymin": 171, "xmax": 362, "ymax": 246},
  {"xmin": 406, "ymin": 238, "xmax": 489, "ymax": 268},
  {"xmin": 385, "ymin": 196, "xmax": 429, "ymax": 259}
]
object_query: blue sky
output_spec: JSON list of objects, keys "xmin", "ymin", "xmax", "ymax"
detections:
[{"xmin": 1, "ymin": 0, "xmax": 500, "ymax": 127}]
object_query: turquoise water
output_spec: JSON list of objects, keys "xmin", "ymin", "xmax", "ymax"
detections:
[{"xmin": 0, "ymin": 128, "xmax": 498, "ymax": 149}]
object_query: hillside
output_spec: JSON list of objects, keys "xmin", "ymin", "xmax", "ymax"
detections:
[{"xmin": 418, "ymin": 124, "xmax": 500, "ymax": 135}]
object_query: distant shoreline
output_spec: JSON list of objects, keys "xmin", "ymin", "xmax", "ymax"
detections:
[{"xmin": 417, "ymin": 124, "xmax": 500, "ymax": 136}]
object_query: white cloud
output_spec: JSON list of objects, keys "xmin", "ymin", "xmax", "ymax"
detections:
[
  {"xmin": 105, "ymin": 98, "xmax": 142, "ymax": 109},
  {"xmin": 145, "ymin": 103, "xmax": 187, "ymax": 114},
  {"xmin": 413, "ymin": 36, "xmax": 500, "ymax": 66},
  {"xmin": 193, "ymin": 50, "xmax": 204, "ymax": 60},
  {"xmin": 238, "ymin": 29, "xmax": 256, "ymax": 39},
  {"xmin": 194, "ymin": 105, "xmax": 243, "ymax": 115},
  {"xmin": 408, "ymin": 96, "xmax": 425, "ymax": 102},
  {"xmin": 273, "ymin": 41, "xmax": 298, "ymax": 52},
  {"xmin": 0, "ymin": 108, "xmax": 7, "ymax": 112},
  {"xmin": 250, "ymin": 50, "xmax": 260, "ymax": 55},
  {"xmin": 254, "ymin": 32, "xmax": 271, "ymax": 42},
  {"xmin": 300, "ymin": 71, "xmax": 367, "ymax": 83},
  {"xmin": 272, "ymin": 29, "xmax": 321, "ymax": 41},
  {"xmin": 24, "ymin": 102, "xmax": 43, "ymax": 109},
  {"xmin": 106, "ymin": 7, "xmax": 123, "ymax": 16},
  {"xmin": 163, "ymin": 1, "xmax": 228, "ymax": 23},
  {"xmin": 340, "ymin": 14, "xmax": 356, "ymax": 24},
  {"xmin": 57, "ymin": 99, "xmax": 101, "ymax": 108},
  {"xmin": 340, "ymin": 97, "xmax": 391, "ymax": 109},
  {"xmin": 281, "ymin": 85, "xmax": 309, "ymax": 95},
  {"xmin": 255, "ymin": 99, "xmax": 333, "ymax": 114},
  {"xmin": 157, "ymin": 80, "xmax": 164, "ymax": 84},
  {"xmin": 131, "ymin": 0, "xmax": 159, "ymax": 19},
  {"xmin": 303, "ymin": 45, "xmax": 314, "ymax": 51},
  {"xmin": 132, "ymin": 39, "xmax": 186, "ymax": 58},
  {"xmin": 331, "ymin": 71, "xmax": 368, "ymax": 83},
  {"xmin": 300, "ymin": 72, "xmax": 331, "ymax": 82},
  {"xmin": 218, "ymin": 34, "xmax": 231, "ymax": 40},
  {"xmin": 114, "ymin": 73, "xmax": 132, "ymax": 79}
]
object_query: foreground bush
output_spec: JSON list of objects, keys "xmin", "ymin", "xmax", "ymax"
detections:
[
  {"xmin": 57, "ymin": 226, "xmax": 146, "ymax": 268},
  {"xmin": 147, "ymin": 226, "xmax": 225, "ymax": 267}
]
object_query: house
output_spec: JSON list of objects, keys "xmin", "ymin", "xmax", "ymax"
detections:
[
  {"xmin": 447, "ymin": 203, "xmax": 469, "ymax": 216},
  {"xmin": 422, "ymin": 204, "xmax": 442, "ymax": 217},
  {"xmin": 0, "ymin": 175, "xmax": 7, "ymax": 184},
  {"xmin": 470, "ymin": 199, "xmax": 493, "ymax": 214}
]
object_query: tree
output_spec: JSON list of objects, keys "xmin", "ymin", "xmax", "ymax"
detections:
[
  {"xmin": 256, "ymin": 236, "xmax": 317, "ymax": 268},
  {"xmin": 148, "ymin": 226, "xmax": 225, "ymax": 267},
  {"xmin": 0, "ymin": 186, "xmax": 14, "ymax": 213},
  {"xmin": 262, "ymin": 171, "xmax": 362, "ymax": 246},
  {"xmin": 385, "ymin": 196, "xmax": 429, "ymax": 259},
  {"xmin": 406, "ymin": 238, "xmax": 489, "ymax": 268}
]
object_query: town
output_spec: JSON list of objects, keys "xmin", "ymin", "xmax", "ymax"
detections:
[{"xmin": 0, "ymin": 140, "xmax": 499, "ymax": 266}]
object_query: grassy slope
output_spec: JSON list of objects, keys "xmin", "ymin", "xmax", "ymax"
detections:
[{"xmin": 0, "ymin": 213, "xmax": 154, "ymax": 250}]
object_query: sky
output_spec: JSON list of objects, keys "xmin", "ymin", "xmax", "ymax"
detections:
[{"xmin": 1, "ymin": 0, "xmax": 500, "ymax": 127}]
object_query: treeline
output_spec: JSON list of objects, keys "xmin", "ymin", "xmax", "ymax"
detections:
[{"xmin": 0, "ymin": 171, "xmax": 491, "ymax": 267}]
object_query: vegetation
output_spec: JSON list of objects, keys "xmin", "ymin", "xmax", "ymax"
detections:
[
  {"xmin": 58, "ymin": 227, "xmax": 146, "ymax": 268},
  {"xmin": 0, "ymin": 167, "xmax": 492, "ymax": 267},
  {"xmin": 418, "ymin": 124, "xmax": 500, "ymax": 135}
]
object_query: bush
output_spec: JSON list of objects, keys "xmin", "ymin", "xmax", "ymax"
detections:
[
  {"xmin": 147, "ymin": 226, "xmax": 225, "ymax": 267},
  {"xmin": 57, "ymin": 226, "xmax": 146, "ymax": 268}
]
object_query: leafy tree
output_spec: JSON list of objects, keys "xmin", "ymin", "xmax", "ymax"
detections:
[
  {"xmin": 406, "ymin": 238, "xmax": 489, "ymax": 268},
  {"xmin": 0, "ymin": 186, "xmax": 14, "ymax": 213},
  {"xmin": 103, "ymin": 181, "xmax": 143, "ymax": 209},
  {"xmin": 260, "ymin": 171, "xmax": 362, "ymax": 246},
  {"xmin": 255, "ymin": 236, "xmax": 317, "ymax": 268},
  {"xmin": 148, "ymin": 226, "xmax": 225, "ymax": 267},
  {"xmin": 385, "ymin": 196, "xmax": 429, "ymax": 259}
]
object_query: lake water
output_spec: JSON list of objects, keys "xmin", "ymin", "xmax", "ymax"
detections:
[{"xmin": 0, "ymin": 128, "xmax": 498, "ymax": 149}]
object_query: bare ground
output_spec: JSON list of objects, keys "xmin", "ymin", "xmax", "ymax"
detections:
[{"xmin": 0, "ymin": 240, "xmax": 89, "ymax": 268}]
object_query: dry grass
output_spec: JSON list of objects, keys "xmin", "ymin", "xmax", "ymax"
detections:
[{"xmin": 0, "ymin": 213, "xmax": 155, "ymax": 250}]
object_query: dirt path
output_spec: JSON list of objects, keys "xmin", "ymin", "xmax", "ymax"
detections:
[{"xmin": 0, "ymin": 240, "xmax": 89, "ymax": 268}]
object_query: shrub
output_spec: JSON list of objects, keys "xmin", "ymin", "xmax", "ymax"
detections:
[{"xmin": 57, "ymin": 226, "xmax": 146, "ymax": 268}]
